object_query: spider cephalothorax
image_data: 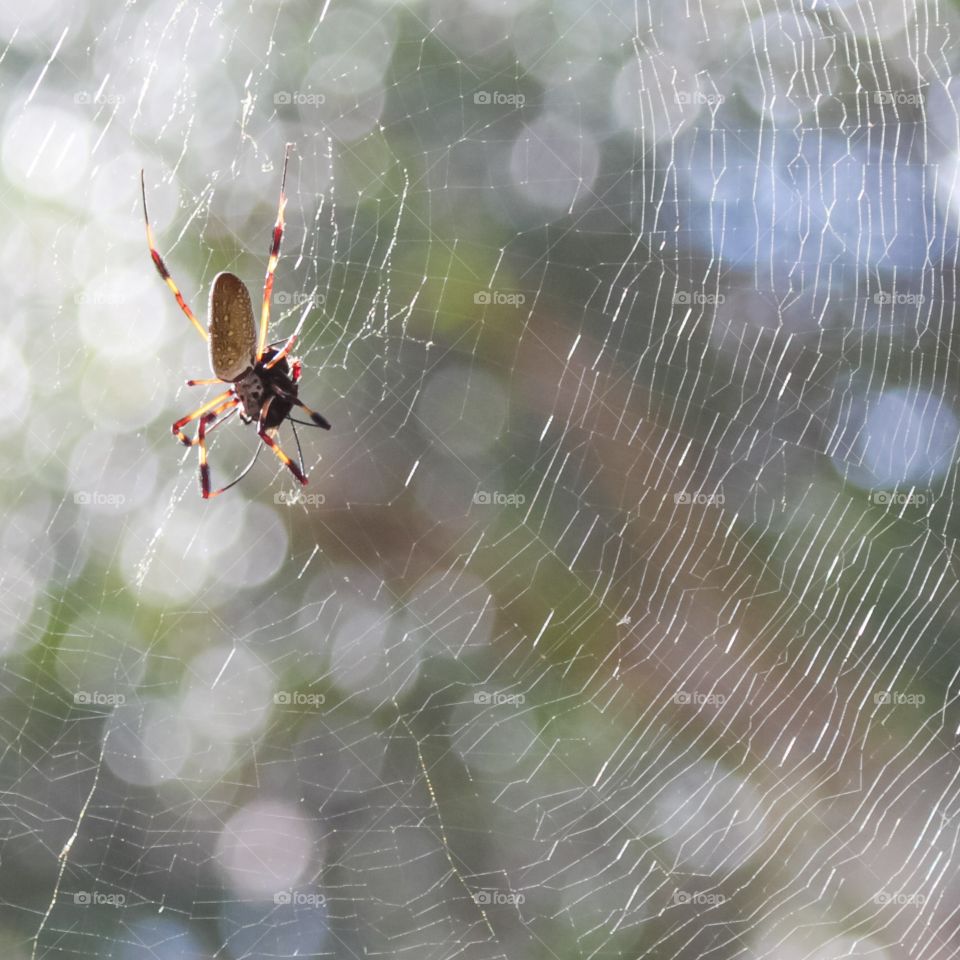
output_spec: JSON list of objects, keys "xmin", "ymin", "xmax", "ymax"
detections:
[
  {"xmin": 140, "ymin": 144, "xmax": 330, "ymax": 499},
  {"xmin": 233, "ymin": 350, "xmax": 297, "ymax": 428}
]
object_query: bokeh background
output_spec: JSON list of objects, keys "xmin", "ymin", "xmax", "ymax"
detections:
[{"xmin": 2, "ymin": 0, "xmax": 960, "ymax": 957}]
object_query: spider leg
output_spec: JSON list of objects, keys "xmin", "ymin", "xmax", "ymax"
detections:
[
  {"xmin": 287, "ymin": 418, "xmax": 324, "ymax": 429},
  {"xmin": 179, "ymin": 403, "xmax": 239, "ymax": 447},
  {"xmin": 171, "ymin": 389, "xmax": 235, "ymax": 445},
  {"xmin": 265, "ymin": 295, "xmax": 315, "ymax": 371},
  {"xmin": 269, "ymin": 384, "xmax": 331, "ymax": 429},
  {"xmin": 201, "ymin": 445, "xmax": 264, "ymax": 499},
  {"xmin": 140, "ymin": 171, "xmax": 209, "ymax": 343},
  {"xmin": 264, "ymin": 333, "xmax": 297, "ymax": 370},
  {"xmin": 258, "ymin": 429, "xmax": 307, "ymax": 485},
  {"xmin": 261, "ymin": 337, "xmax": 299, "ymax": 376},
  {"xmin": 257, "ymin": 397, "xmax": 307, "ymax": 485},
  {"xmin": 290, "ymin": 419, "xmax": 306, "ymax": 477},
  {"xmin": 186, "ymin": 377, "xmax": 224, "ymax": 387},
  {"xmin": 256, "ymin": 144, "xmax": 293, "ymax": 362},
  {"xmin": 198, "ymin": 411, "xmax": 263, "ymax": 499}
]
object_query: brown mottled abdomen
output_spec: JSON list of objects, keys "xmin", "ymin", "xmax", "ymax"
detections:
[{"xmin": 208, "ymin": 272, "xmax": 256, "ymax": 381}]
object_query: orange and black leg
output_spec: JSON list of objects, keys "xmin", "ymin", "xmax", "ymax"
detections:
[
  {"xmin": 288, "ymin": 396, "xmax": 330, "ymax": 430},
  {"xmin": 256, "ymin": 144, "xmax": 293, "ymax": 361},
  {"xmin": 171, "ymin": 390, "xmax": 235, "ymax": 445},
  {"xmin": 179, "ymin": 401, "xmax": 239, "ymax": 447},
  {"xmin": 264, "ymin": 332, "xmax": 297, "ymax": 370},
  {"xmin": 195, "ymin": 405, "xmax": 238, "ymax": 496},
  {"xmin": 257, "ymin": 398, "xmax": 307, "ymax": 485},
  {"xmin": 261, "ymin": 339, "xmax": 298, "ymax": 375},
  {"xmin": 196, "ymin": 407, "xmax": 267, "ymax": 499},
  {"xmin": 270, "ymin": 386, "xmax": 331, "ymax": 429},
  {"xmin": 197, "ymin": 409, "xmax": 234, "ymax": 499},
  {"xmin": 140, "ymin": 171, "xmax": 209, "ymax": 342}
]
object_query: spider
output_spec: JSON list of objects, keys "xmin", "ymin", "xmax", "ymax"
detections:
[{"xmin": 141, "ymin": 144, "xmax": 330, "ymax": 499}]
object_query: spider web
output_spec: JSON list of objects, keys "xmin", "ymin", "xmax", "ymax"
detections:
[{"xmin": 2, "ymin": 0, "xmax": 960, "ymax": 958}]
